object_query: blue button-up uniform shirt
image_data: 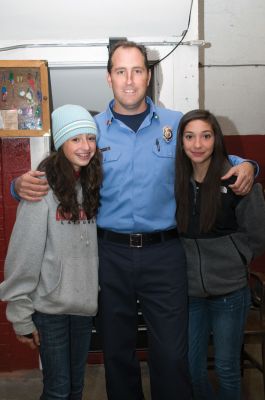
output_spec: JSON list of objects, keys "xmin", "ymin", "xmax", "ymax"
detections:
[{"xmin": 95, "ymin": 97, "xmax": 182, "ymax": 233}]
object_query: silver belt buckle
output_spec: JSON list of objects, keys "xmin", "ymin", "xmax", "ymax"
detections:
[{"xmin": 130, "ymin": 234, "xmax": 143, "ymax": 248}]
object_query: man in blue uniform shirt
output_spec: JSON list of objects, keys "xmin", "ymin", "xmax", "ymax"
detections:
[
  {"xmin": 13, "ymin": 41, "xmax": 256, "ymax": 400},
  {"xmin": 95, "ymin": 43, "xmax": 190, "ymax": 400}
]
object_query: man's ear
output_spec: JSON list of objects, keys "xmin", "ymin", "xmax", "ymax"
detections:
[
  {"xmin": 147, "ymin": 69, "xmax": 151, "ymax": 86},
  {"xmin": 107, "ymin": 72, "xmax": 112, "ymax": 88}
]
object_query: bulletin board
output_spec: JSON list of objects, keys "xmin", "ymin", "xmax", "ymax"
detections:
[{"xmin": 0, "ymin": 60, "xmax": 51, "ymax": 137}]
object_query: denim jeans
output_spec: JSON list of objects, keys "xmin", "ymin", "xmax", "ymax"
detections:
[
  {"xmin": 33, "ymin": 312, "xmax": 93, "ymax": 400},
  {"xmin": 188, "ymin": 286, "xmax": 251, "ymax": 400}
]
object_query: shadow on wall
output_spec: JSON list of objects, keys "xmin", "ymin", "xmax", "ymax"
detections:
[
  {"xmin": 148, "ymin": 49, "xmax": 164, "ymax": 108},
  {"xmin": 217, "ymin": 115, "xmax": 239, "ymax": 136}
]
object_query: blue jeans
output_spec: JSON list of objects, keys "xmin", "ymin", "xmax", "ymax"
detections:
[
  {"xmin": 33, "ymin": 312, "xmax": 93, "ymax": 400},
  {"xmin": 188, "ymin": 286, "xmax": 251, "ymax": 400}
]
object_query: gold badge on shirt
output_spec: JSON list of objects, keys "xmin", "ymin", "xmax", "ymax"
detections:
[{"xmin": 163, "ymin": 126, "xmax": 173, "ymax": 143}]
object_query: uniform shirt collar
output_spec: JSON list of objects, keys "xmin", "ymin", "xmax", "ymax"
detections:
[{"xmin": 104, "ymin": 96, "xmax": 159, "ymax": 128}]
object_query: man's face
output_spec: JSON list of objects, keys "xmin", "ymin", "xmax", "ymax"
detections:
[{"xmin": 107, "ymin": 46, "xmax": 151, "ymax": 115}]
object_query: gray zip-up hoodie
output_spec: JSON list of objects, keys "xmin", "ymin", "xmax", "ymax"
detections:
[
  {"xmin": 181, "ymin": 180, "xmax": 265, "ymax": 298},
  {"xmin": 0, "ymin": 183, "xmax": 98, "ymax": 335}
]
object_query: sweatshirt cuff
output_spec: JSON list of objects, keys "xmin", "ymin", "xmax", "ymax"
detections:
[
  {"xmin": 10, "ymin": 179, "xmax": 21, "ymax": 202},
  {"xmin": 13, "ymin": 320, "xmax": 36, "ymax": 336}
]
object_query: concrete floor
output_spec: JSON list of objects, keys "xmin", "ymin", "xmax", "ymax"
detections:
[{"xmin": 0, "ymin": 347, "xmax": 264, "ymax": 400}]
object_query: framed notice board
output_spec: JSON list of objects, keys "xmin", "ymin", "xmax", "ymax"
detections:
[{"xmin": 0, "ymin": 60, "xmax": 51, "ymax": 137}]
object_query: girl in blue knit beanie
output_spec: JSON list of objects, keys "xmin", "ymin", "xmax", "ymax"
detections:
[{"xmin": 0, "ymin": 104, "xmax": 102, "ymax": 400}]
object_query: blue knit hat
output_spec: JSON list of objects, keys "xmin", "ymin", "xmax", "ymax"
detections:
[{"xmin": 52, "ymin": 104, "xmax": 98, "ymax": 150}]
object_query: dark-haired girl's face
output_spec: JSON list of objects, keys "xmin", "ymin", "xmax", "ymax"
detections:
[
  {"xmin": 182, "ymin": 119, "xmax": 215, "ymax": 169},
  {"xmin": 62, "ymin": 134, "xmax": 96, "ymax": 171}
]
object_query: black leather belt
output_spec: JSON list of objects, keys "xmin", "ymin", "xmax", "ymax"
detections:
[{"xmin": 97, "ymin": 227, "xmax": 178, "ymax": 248}]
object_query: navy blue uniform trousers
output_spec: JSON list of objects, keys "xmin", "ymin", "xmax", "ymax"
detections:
[{"xmin": 98, "ymin": 236, "xmax": 191, "ymax": 400}]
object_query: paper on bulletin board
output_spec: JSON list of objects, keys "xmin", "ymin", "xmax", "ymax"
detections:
[{"xmin": 0, "ymin": 109, "xmax": 18, "ymax": 130}]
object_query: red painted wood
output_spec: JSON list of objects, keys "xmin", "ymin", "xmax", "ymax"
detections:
[
  {"xmin": 0, "ymin": 138, "xmax": 38, "ymax": 371},
  {"xmin": 224, "ymin": 135, "xmax": 265, "ymax": 186},
  {"xmin": 224, "ymin": 135, "xmax": 265, "ymax": 274}
]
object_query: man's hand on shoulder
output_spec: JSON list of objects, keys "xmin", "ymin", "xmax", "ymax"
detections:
[
  {"xmin": 15, "ymin": 170, "xmax": 49, "ymax": 201},
  {"xmin": 221, "ymin": 162, "xmax": 254, "ymax": 196}
]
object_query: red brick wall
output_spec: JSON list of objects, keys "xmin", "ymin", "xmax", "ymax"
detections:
[
  {"xmin": 0, "ymin": 135, "xmax": 264, "ymax": 371},
  {"xmin": 0, "ymin": 138, "xmax": 38, "ymax": 371}
]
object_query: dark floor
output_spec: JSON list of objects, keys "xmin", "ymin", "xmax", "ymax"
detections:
[{"xmin": 0, "ymin": 345, "xmax": 264, "ymax": 399}]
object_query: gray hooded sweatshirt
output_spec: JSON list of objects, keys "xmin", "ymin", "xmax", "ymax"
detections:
[
  {"xmin": 181, "ymin": 180, "xmax": 265, "ymax": 297},
  {"xmin": 0, "ymin": 183, "xmax": 98, "ymax": 335}
]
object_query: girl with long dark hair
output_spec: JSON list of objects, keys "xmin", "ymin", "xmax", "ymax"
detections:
[
  {"xmin": 0, "ymin": 104, "xmax": 102, "ymax": 400},
  {"xmin": 175, "ymin": 109, "xmax": 265, "ymax": 400}
]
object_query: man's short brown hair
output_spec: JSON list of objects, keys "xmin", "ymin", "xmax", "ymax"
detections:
[{"xmin": 107, "ymin": 40, "xmax": 149, "ymax": 73}]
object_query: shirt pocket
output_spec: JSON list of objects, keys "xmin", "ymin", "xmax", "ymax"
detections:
[
  {"xmin": 102, "ymin": 149, "xmax": 121, "ymax": 163},
  {"xmin": 152, "ymin": 141, "xmax": 176, "ymax": 184},
  {"xmin": 101, "ymin": 150, "xmax": 122, "ymax": 188}
]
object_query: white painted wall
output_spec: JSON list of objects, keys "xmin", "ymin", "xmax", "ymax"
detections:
[
  {"xmin": 1, "ymin": 0, "xmax": 191, "ymax": 42},
  {"xmin": 201, "ymin": 0, "xmax": 265, "ymax": 135}
]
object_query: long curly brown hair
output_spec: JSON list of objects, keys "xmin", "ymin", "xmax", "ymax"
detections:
[{"xmin": 38, "ymin": 147, "xmax": 102, "ymax": 221}]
